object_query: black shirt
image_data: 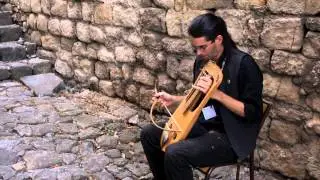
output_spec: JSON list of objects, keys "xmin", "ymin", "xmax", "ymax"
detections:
[{"xmin": 193, "ymin": 53, "xmax": 263, "ymax": 133}]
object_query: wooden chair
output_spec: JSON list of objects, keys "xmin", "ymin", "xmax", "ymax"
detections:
[{"xmin": 198, "ymin": 99, "xmax": 272, "ymax": 180}]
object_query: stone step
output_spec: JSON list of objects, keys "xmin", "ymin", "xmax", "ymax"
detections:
[
  {"xmin": 0, "ymin": 58, "xmax": 53, "ymax": 80},
  {"xmin": 20, "ymin": 73, "xmax": 64, "ymax": 96},
  {"xmin": 0, "ymin": 24, "xmax": 22, "ymax": 42},
  {"xmin": 0, "ymin": 41, "xmax": 26, "ymax": 61},
  {"xmin": 0, "ymin": 11, "xmax": 12, "ymax": 25}
]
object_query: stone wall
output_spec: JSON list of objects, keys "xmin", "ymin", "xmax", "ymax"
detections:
[{"xmin": 5, "ymin": 0, "xmax": 320, "ymax": 179}]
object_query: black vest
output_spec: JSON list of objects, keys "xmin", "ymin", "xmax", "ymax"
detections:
[{"xmin": 194, "ymin": 48, "xmax": 261, "ymax": 160}]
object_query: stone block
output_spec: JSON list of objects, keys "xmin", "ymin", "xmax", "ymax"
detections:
[
  {"xmin": 301, "ymin": 61, "xmax": 320, "ymax": 90},
  {"xmin": 28, "ymin": 58, "xmax": 52, "ymax": 74},
  {"xmin": 259, "ymin": 142, "xmax": 308, "ymax": 179},
  {"xmin": 140, "ymin": 8, "xmax": 166, "ymax": 33},
  {"xmin": 60, "ymin": 19, "xmax": 75, "ymax": 38},
  {"xmin": 273, "ymin": 102, "xmax": 313, "ymax": 122},
  {"xmin": 261, "ymin": 17, "xmax": 303, "ymax": 51},
  {"xmin": 55, "ymin": 59, "xmax": 73, "ymax": 78},
  {"xmin": 48, "ymin": 18, "xmax": 60, "ymax": 35},
  {"xmin": 139, "ymin": 86, "xmax": 153, "ymax": 109},
  {"xmin": 115, "ymin": 46, "xmax": 136, "ymax": 63},
  {"xmin": 186, "ymin": 0, "xmax": 233, "ymax": 9},
  {"xmin": 263, "ymin": 73, "xmax": 282, "ymax": 98},
  {"xmin": 68, "ymin": 1, "xmax": 81, "ymax": 19},
  {"xmin": 157, "ymin": 73, "xmax": 176, "ymax": 93},
  {"xmin": 162, "ymin": 37, "xmax": 193, "ymax": 55},
  {"xmin": 30, "ymin": 31, "xmax": 41, "ymax": 45},
  {"xmin": 271, "ymin": 50, "xmax": 312, "ymax": 76},
  {"xmin": 178, "ymin": 59, "xmax": 194, "ymax": 82},
  {"xmin": 93, "ymin": 4, "xmax": 112, "ymax": 24},
  {"xmin": 0, "ymin": 11, "xmax": 12, "ymax": 25},
  {"xmin": 41, "ymin": 0, "xmax": 50, "ymax": 15},
  {"xmin": 95, "ymin": 61, "xmax": 109, "ymax": 79},
  {"xmin": 0, "ymin": 24, "xmax": 22, "ymax": 42},
  {"xmin": 56, "ymin": 49, "xmax": 72, "ymax": 62},
  {"xmin": 24, "ymin": 42, "xmax": 37, "ymax": 55},
  {"xmin": 89, "ymin": 25, "xmax": 106, "ymax": 43},
  {"xmin": 306, "ymin": 93, "xmax": 320, "ymax": 113},
  {"xmin": 21, "ymin": 73, "xmax": 64, "ymax": 96},
  {"xmin": 166, "ymin": 55, "xmax": 179, "ymax": 79},
  {"xmin": 166, "ymin": 9, "xmax": 182, "ymax": 37},
  {"xmin": 97, "ymin": 45, "xmax": 114, "ymax": 63},
  {"xmin": 86, "ymin": 43, "xmax": 98, "ymax": 59},
  {"xmin": 125, "ymin": 31, "xmax": 143, "ymax": 47},
  {"xmin": 20, "ymin": 0, "xmax": 31, "ymax": 12},
  {"xmin": 305, "ymin": 0, "xmax": 320, "ymax": 15},
  {"xmin": 142, "ymin": 32, "xmax": 163, "ymax": 50},
  {"xmin": 31, "ymin": 0, "xmax": 41, "ymax": 13},
  {"xmin": 113, "ymin": 6, "xmax": 138, "ymax": 28},
  {"xmin": 136, "ymin": 49, "xmax": 165, "ymax": 70},
  {"xmin": 76, "ymin": 22, "xmax": 90, "ymax": 43},
  {"xmin": 27, "ymin": 13, "xmax": 37, "ymax": 29},
  {"xmin": 305, "ymin": 17, "xmax": 320, "ymax": 31},
  {"xmin": 0, "ymin": 64, "xmax": 10, "ymax": 80},
  {"xmin": 36, "ymin": 49, "xmax": 56, "ymax": 60},
  {"xmin": 41, "ymin": 34, "xmax": 60, "ymax": 51},
  {"xmin": 250, "ymin": 48, "xmax": 271, "ymax": 72},
  {"xmin": 99, "ymin": 80, "xmax": 115, "ymax": 97},
  {"xmin": 125, "ymin": 84, "xmax": 139, "ymax": 103},
  {"xmin": 235, "ymin": 0, "xmax": 266, "ymax": 9},
  {"xmin": 122, "ymin": 64, "xmax": 132, "ymax": 81},
  {"xmin": 302, "ymin": 31, "xmax": 320, "ymax": 59},
  {"xmin": 51, "ymin": 0, "xmax": 67, "ymax": 17},
  {"xmin": 153, "ymin": 0, "xmax": 174, "ymax": 9},
  {"xmin": 276, "ymin": 77, "xmax": 300, "ymax": 104},
  {"xmin": 267, "ymin": 0, "xmax": 305, "ymax": 14},
  {"xmin": 0, "ymin": 42, "xmax": 26, "ymax": 61},
  {"xmin": 108, "ymin": 63, "xmax": 122, "ymax": 80},
  {"xmin": 74, "ymin": 69, "xmax": 89, "ymax": 82},
  {"xmin": 61, "ymin": 37, "xmax": 75, "ymax": 51},
  {"xmin": 269, "ymin": 120, "xmax": 300, "ymax": 145},
  {"xmin": 23, "ymin": 150, "xmax": 62, "ymax": 170},
  {"xmin": 81, "ymin": 1, "xmax": 94, "ymax": 22},
  {"xmin": 133, "ymin": 67, "xmax": 155, "ymax": 86},
  {"xmin": 72, "ymin": 41, "xmax": 87, "ymax": 57},
  {"xmin": 9, "ymin": 62, "xmax": 32, "ymax": 80},
  {"xmin": 36, "ymin": 14, "xmax": 48, "ymax": 32}
]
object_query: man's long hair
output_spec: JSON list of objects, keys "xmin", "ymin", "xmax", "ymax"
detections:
[{"xmin": 188, "ymin": 13, "xmax": 237, "ymax": 58}]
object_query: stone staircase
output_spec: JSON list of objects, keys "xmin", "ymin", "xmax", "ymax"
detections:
[
  {"xmin": 0, "ymin": 9, "xmax": 65, "ymax": 96},
  {"xmin": 0, "ymin": 10, "xmax": 53, "ymax": 81}
]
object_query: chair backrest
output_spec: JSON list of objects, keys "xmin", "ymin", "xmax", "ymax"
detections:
[{"xmin": 259, "ymin": 99, "xmax": 272, "ymax": 132}]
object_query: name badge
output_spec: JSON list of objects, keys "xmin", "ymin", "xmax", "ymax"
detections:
[{"xmin": 202, "ymin": 105, "xmax": 217, "ymax": 120}]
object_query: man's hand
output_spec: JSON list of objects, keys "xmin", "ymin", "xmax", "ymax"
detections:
[
  {"xmin": 193, "ymin": 75, "xmax": 213, "ymax": 94},
  {"xmin": 152, "ymin": 91, "xmax": 178, "ymax": 107}
]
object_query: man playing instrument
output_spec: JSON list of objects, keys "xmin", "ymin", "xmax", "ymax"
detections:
[{"xmin": 140, "ymin": 12, "xmax": 263, "ymax": 180}]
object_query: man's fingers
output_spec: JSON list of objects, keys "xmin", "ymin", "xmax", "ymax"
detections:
[{"xmin": 200, "ymin": 75, "xmax": 212, "ymax": 82}]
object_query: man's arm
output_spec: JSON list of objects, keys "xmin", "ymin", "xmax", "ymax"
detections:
[
  {"xmin": 211, "ymin": 90, "xmax": 245, "ymax": 117},
  {"xmin": 194, "ymin": 56, "xmax": 263, "ymax": 121},
  {"xmin": 153, "ymin": 92, "xmax": 185, "ymax": 107}
]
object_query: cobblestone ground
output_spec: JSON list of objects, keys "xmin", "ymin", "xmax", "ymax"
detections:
[{"xmin": 0, "ymin": 81, "xmax": 285, "ymax": 180}]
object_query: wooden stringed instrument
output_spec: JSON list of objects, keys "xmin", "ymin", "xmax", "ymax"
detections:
[{"xmin": 149, "ymin": 60, "xmax": 223, "ymax": 152}]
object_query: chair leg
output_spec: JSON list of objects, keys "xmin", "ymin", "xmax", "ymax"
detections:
[
  {"xmin": 236, "ymin": 164, "xmax": 240, "ymax": 180},
  {"xmin": 250, "ymin": 152, "xmax": 255, "ymax": 180},
  {"xmin": 204, "ymin": 168, "xmax": 214, "ymax": 180}
]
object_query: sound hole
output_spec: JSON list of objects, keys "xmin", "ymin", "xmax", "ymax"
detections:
[{"xmin": 172, "ymin": 132, "xmax": 177, "ymax": 140}]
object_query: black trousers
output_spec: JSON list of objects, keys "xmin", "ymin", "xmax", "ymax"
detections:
[{"xmin": 140, "ymin": 122, "xmax": 238, "ymax": 180}]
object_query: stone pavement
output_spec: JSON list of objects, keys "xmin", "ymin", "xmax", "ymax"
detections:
[{"xmin": 0, "ymin": 80, "xmax": 285, "ymax": 180}]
